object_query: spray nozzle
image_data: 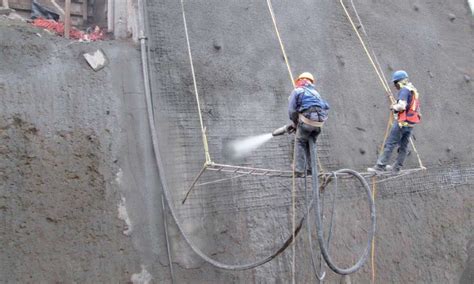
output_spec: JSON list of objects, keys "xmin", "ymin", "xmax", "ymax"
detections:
[{"xmin": 272, "ymin": 124, "xmax": 295, "ymax": 136}]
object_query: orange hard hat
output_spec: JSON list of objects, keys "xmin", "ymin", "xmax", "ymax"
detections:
[{"xmin": 295, "ymin": 72, "xmax": 315, "ymax": 83}]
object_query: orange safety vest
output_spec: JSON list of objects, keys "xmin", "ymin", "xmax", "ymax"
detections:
[{"xmin": 398, "ymin": 84, "xmax": 421, "ymax": 125}]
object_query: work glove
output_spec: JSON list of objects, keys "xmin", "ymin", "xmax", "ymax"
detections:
[
  {"xmin": 390, "ymin": 104, "xmax": 400, "ymax": 112},
  {"xmin": 287, "ymin": 124, "xmax": 296, "ymax": 134},
  {"xmin": 390, "ymin": 100, "xmax": 407, "ymax": 112}
]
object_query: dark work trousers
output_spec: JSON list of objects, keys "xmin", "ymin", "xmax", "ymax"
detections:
[
  {"xmin": 377, "ymin": 121, "xmax": 414, "ymax": 169},
  {"xmin": 294, "ymin": 122, "xmax": 321, "ymax": 173}
]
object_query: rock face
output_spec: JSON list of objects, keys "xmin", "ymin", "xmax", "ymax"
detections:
[{"xmin": 1, "ymin": 0, "xmax": 473, "ymax": 283}]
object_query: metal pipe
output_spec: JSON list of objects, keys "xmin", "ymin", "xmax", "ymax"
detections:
[
  {"xmin": 137, "ymin": 0, "xmax": 174, "ymax": 281},
  {"xmin": 137, "ymin": 0, "xmax": 151, "ymax": 107},
  {"xmin": 82, "ymin": 0, "xmax": 88, "ymax": 22},
  {"xmin": 107, "ymin": 0, "xmax": 114, "ymax": 32},
  {"xmin": 64, "ymin": 0, "xmax": 71, "ymax": 39}
]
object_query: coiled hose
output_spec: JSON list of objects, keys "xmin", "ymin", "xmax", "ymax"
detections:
[{"xmin": 309, "ymin": 137, "xmax": 376, "ymax": 275}]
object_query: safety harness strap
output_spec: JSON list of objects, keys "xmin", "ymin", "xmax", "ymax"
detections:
[
  {"xmin": 398, "ymin": 122, "xmax": 415, "ymax": 128},
  {"xmin": 299, "ymin": 113, "xmax": 324, "ymax": 128}
]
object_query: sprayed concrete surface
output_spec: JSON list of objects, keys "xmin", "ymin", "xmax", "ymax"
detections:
[
  {"xmin": 146, "ymin": 0, "xmax": 473, "ymax": 283},
  {"xmin": 0, "ymin": 0, "xmax": 473, "ymax": 282},
  {"xmin": 0, "ymin": 18, "xmax": 172, "ymax": 282}
]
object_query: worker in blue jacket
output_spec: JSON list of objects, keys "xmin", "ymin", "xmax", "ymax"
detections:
[{"xmin": 288, "ymin": 72, "xmax": 330, "ymax": 176}]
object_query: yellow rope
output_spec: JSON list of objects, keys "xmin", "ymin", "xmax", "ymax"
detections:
[
  {"xmin": 409, "ymin": 137, "xmax": 426, "ymax": 169},
  {"xmin": 370, "ymin": 177, "xmax": 377, "ymax": 284},
  {"xmin": 381, "ymin": 113, "xmax": 394, "ymax": 146},
  {"xmin": 265, "ymin": 0, "xmax": 325, "ymax": 176},
  {"xmin": 338, "ymin": 1, "xmax": 427, "ymax": 283},
  {"xmin": 291, "ymin": 134, "xmax": 297, "ymax": 284},
  {"xmin": 349, "ymin": 0, "xmax": 392, "ymax": 94},
  {"xmin": 337, "ymin": 2, "xmax": 384, "ymax": 283},
  {"xmin": 265, "ymin": 1, "xmax": 297, "ymax": 281},
  {"xmin": 339, "ymin": 0, "xmax": 425, "ymax": 168},
  {"xmin": 266, "ymin": 0, "xmax": 295, "ymax": 86},
  {"xmin": 180, "ymin": 0, "xmax": 212, "ymax": 164},
  {"xmin": 339, "ymin": 0, "xmax": 391, "ymax": 97}
]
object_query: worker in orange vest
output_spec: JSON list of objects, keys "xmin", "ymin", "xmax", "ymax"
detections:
[{"xmin": 368, "ymin": 70, "xmax": 421, "ymax": 174}]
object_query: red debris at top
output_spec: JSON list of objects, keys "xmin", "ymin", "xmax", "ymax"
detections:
[{"xmin": 32, "ymin": 18, "xmax": 105, "ymax": 41}]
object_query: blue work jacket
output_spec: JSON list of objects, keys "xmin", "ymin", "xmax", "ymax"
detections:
[{"xmin": 288, "ymin": 83, "xmax": 330, "ymax": 124}]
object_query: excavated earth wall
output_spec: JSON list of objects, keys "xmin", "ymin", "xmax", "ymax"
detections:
[
  {"xmin": 0, "ymin": 0, "xmax": 473, "ymax": 283},
  {"xmin": 0, "ymin": 18, "xmax": 163, "ymax": 282}
]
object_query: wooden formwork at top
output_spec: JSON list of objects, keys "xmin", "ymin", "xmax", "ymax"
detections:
[{"xmin": 6, "ymin": 0, "xmax": 89, "ymax": 26}]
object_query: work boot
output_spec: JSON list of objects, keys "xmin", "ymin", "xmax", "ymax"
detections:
[
  {"xmin": 367, "ymin": 164, "xmax": 387, "ymax": 173},
  {"xmin": 294, "ymin": 171, "xmax": 305, "ymax": 178},
  {"xmin": 392, "ymin": 167, "xmax": 401, "ymax": 174},
  {"xmin": 386, "ymin": 165, "xmax": 401, "ymax": 174},
  {"xmin": 294, "ymin": 167, "xmax": 313, "ymax": 178}
]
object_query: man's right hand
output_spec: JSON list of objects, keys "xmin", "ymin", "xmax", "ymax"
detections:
[{"xmin": 287, "ymin": 124, "xmax": 296, "ymax": 134}]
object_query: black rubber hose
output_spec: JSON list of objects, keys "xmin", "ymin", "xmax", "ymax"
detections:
[
  {"xmin": 309, "ymin": 137, "xmax": 376, "ymax": 275},
  {"xmin": 142, "ymin": 51, "xmax": 312, "ymax": 270},
  {"xmin": 144, "ymin": 65, "xmax": 307, "ymax": 269},
  {"xmin": 139, "ymin": 0, "xmax": 325, "ymax": 271},
  {"xmin": 326, "ymin": 173, "xmax": 338, "ymax": 255},
  {"xmin": 304, "ymin": 162, "xmax": 326, "ymax": 280}
]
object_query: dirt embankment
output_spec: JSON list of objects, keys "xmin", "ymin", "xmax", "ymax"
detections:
[
  {"xmin": 0, "ymin": 116, "xmax": 135, "ymax": 282},
  {"xmin": 0, "ymin": 18, "xmax": 145, "ymax": 282}
]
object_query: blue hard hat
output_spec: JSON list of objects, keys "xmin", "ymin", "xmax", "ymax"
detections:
[{"xmin": 392, "ymin": 70, "xmax": 409, "ymax": 82}]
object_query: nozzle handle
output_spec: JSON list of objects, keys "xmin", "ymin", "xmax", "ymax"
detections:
[{"xmin": 272, "ymin": 124, "xmax": 295, "ymax": 136}]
